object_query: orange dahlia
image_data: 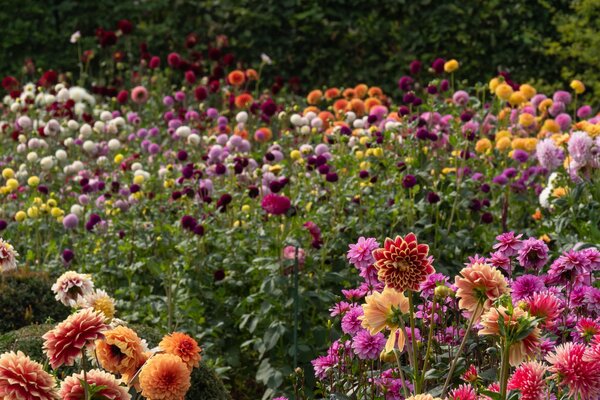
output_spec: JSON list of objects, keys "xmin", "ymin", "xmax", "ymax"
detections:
[
  {"xmin": 0, "ymin": 351, "xmax": 58, "ymax": 400},
  {"xmin": 227, "ymin": 70, "xmax": 246, "ymax": 87},
  {"xmin": 234, "ymin": 93, "xmax": 253, "ymax": 109},
  {"xmin": 139, "ymin": 354, "xmax": 191, "ymax": 400},
  {"xmin": 59, "ymin": 369, "xmax": 130, "ymax": 400},
  {"xmin": 479, "ymin": 306, "xmax": 540, "ymax": 366},
  {"xmin": 95, "ymin": 326, "xmax": 146, "ymax": 376},
  {"xmin": 159, "ymin": 332, "xmax": 202, "ymax": 370},
  {"xmin": 42, "ymin": 308, "xmax": 107, "ymax": 369},
  {"xmin": 455, "ymin": 263, "xmax": 509, "ymax": 320},
  {"xmin": 372, "ymin": 233, "xmax": 435, "ymax": 292}
]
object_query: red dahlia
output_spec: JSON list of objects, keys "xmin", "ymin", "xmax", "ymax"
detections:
[{"xmin": 372, "ymin": 233, "xmax": 435, "ymax": 291}]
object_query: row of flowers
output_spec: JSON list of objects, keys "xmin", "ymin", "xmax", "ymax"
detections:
[{"xmin": 0, "ymin": 26, "xmax": 598, "ymax": 398}]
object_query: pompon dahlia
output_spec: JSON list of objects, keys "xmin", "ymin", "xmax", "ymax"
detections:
[
  {"xmin": 261, "ymin": 193, "xmax": 291, "ymax": 215},
  {"xmin": 372, "ymin": 233, "xmax": 435, "ymax": 292},
  {"xmin": 524, "ymin": 291, "xmax": 564, "ymax": 329},
  {"xmin": 507, "ymin": 361, "xmax": 547, "ymax": 400},
  {"xmin": 0, "ymin": 351, "xmax": 59, "ymax": 400},
  {"xmin": 360, "ymin": 286, "xmax": 409, "ymax": 335},
  {"xmin": 51, "ymin": 271, "xmax": 94, "ymax": 307},
  {"xmin": 59, "ymin": 369, "xmax": 130, "ymax": 400},
  {"xmin": 139, "ymin": 353, "xmax": 191, "ymax": 400},
  {"xmin": 479, "ymin": 306, "xmax": 540, "ymax": 366},
  {"xmin": 546, "ymin": 342, "xmax": 600, "ymax": 399},
  {"xmin": 43, "ymin": 308, "xmax": 107, "ymax": 369},
  {"xmin": 96, "ymin": 326, "xmax": 147, "ymax": 377},
  {"xmin": 455, "ymin": 263, "xmax": 509, "ymax": 320},
  {"xmin": 159, "ymin": 332, "xmax": 202, "ymax": 370},
  {"xmin": 448, "ymin": 383, "xmax": 477, "ymax": 400},
  {"xmin": 0, "ymin": 238, "xmax": 18, "ymax": 272}
]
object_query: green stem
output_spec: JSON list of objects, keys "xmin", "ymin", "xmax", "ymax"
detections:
[
  {"xmin": 499, "ymin": 340, "xmax": 511, "ymax": 400},
  {"xmin": 419, "ymin": 298, "xmax": 437, "ymax": 390},
  {"xmin": 393, "ymin": 349, "xmax": 410, "ymax": 399},
  {"xmin": 408, "ymin": 291, "xmax": 420, "ymax": 394},
  {"xmin": 441, "ymin": 302, "xmax": 482, "ymax": 397}
]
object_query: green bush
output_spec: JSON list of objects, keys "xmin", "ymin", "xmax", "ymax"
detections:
[
  {"xmin": 0, "ymin": 323, "xmax": 231, "ymax": 400},
  {"xmin": 0, "ymin": 0, "xmax": 577, "ymax": 93},
  {"xmin": 0, "ymin": 270, "xmax": 69, "ymax": 333}
]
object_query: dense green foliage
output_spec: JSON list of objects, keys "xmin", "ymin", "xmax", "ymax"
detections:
[
  {"xmin": 0, "ymin": 323, "xmax": 231, "ymax": 399},
  {"xmin": 0, "ymin": 270, "xmax": 69, "ymax": 333},
  {"xmin": 1, "ymin": 0, "xmax": 592, "ymax": 93}
]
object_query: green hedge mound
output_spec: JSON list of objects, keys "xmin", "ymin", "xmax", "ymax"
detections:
[{"xmin": 0, "ymin": 270, "xmax": 69, "ymax": 333}]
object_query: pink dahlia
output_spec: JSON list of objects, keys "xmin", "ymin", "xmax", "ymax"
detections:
[
  {"xmin": 351, "ymin": 329, "xmax": 386, "ymax": 360},
  {"xmin": 347, "ymin": 237, "xmax": 379, "ymax": 269},
  {"xmin": 0, "ymin": 238, "xmax": 18, "ymax": 272},
  {"xmin": 517, "ymin": 238, "xmax": 549, "ymax": 271},
  {"xmin": 59, "ymin": 369, "xmax": 130, "ymax": 400},
  {"xmin": 43, "ymin": 308, "xmax": 108, "ymax": 369},
  {"xmin": 507, "ymin": 361, "xmax": 547, "ymax": 400},
  {"xmin": 546, "ymin": 342, "xmax": 600, "ymax": 399},
  {"xmin": 372, "ymin": 233, "xmax": 435, "ymax": 292},
  {"xmin": 448, "ymin": 383, "xmax": 476, "ymax": 400},
  {"xmin": 0, "ymin": 351, "xmax": 58, "ymax": 400},
  {"xmin": 261, "ymin": 193, "xmax": 291, "ymax": 215},
  {"xmin": 548, "ymin": 250, "xmax": 592, "ymax": 284},
  {"xmin": 493, "ymin": 232, "xmax": 523, "ymax": 257},
  {"xmin": 524, "ymin": 291, "xmax": 564, "ymax": 329}
]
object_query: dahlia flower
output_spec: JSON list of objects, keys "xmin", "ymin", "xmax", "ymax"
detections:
[
  {"xmin": 568, "ymin": 131, "xmax": 593, "ymax": 166},
  {"xmin": 546, "ymin": 342, "xmax": 600, "ymax": 399},
  {"xmin": 455, "ymin": 263, "xmax": 509, "ymax": 319},
  {"xmin": 405, "ymin": 395, "xmax": 442, "ymax": 400},
  {"xmin": 517, "ymin": 238, "xmax": 549, "ymax": 271},
  {"xmin": 51, "ymin": 271, "xmax": 94, "ymax": 307},
  {"xmin": 341, "ymin": 305, "xmax": 364, "ymax": 335},
  {"xmin": 479, "ymin": 306, "xmax": 540, "ymax": 366},
  {"xmin": 536, "ymin": 138, "xmax": 564, "ymax": 171},
  {"xmin": 507, "ymin": 361, "xmax": 547, "ymax": 400},
  {"xmin": 347, "ymin": 236, "xmax": 379, "ymax": 269},
  {"xmin": 351, "ymin": 329, "xmax": 386, "ymax": 360},
  {"xmin": 524, "ymin": 291, "xmax": 564, "ymax": 329},
  {"xmin": 159, "ymin": 332, "xmax": 202, "ymax": 370},
  {"xmin": 311, "ymin": 354, "xmax": 337, "ymax": 380},
  {"xmin": 511, "ymin": 274, "xmax": 546, "ymax": 301},
  {"xmin": 96, "ymin": 326, "xmax": 147, "ymax": 377},
  {"xmin": 0, "ymin": 351, "xmax": 59, "ymax": 400},
  {"xmin": 372, "ymin": 233, "xmax": 435, "ymax": 292},
  {"xmin": 59, "ymin": 369, "xmax": 130, "ymax": 400},
  {"xmin": 43, "ymin": 308, "xmax": 107, "ymax": 369},
  {"xmin": 448, "ymin": 383, "xmax": 476, "ymax": 400},
  {"xmin": 360, "ymin": 286, "xmax": 409, "ymax": 334},
  {"xmin": 84, "ymin": 289, "xmax": 116, "ymax": 320},
  {"xmin": 261, "ymin": 193, "xmax": 291, "ymax": 215},
  {"xmin": 0, "ymin": 238, "xmax": 18, "ymax": 272},
  {"xmin": 493, "ymin": 231, "xmax": 523, "ymax": 257},
  {"xmin": 139, "ymin": 353, "xmax": 191, "ymax": 400}
]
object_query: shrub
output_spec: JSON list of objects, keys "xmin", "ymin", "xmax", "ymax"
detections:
[{"xmin": 0, "ymin": 269, "xmax": 69, "ymax": 333}]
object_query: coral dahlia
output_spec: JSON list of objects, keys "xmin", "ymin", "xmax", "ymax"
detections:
[
  {"xmin": 139, "ymin": 353, "xmax": 191, "ymax": 400},
  {"xmin": 95, "ymin": 326, "xmax": 147, "ymax": 377},
  {"xmin": 60, "ymin": 369, "xmax": 130, "ymax": 400},
  {"xmin": 43, "ymin": 308, "xmax": 107, "ymax": 369},
  {"xmin": 159, "ymin": 332, "xmax": 202, "ymax": 370},
  {"xmin": 0, "ymin": 351, "xmax": 58, "ymax": 400},
  {"xmin": 455, "ymin": 263, "xmax": 509, "ymax": 320}
]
